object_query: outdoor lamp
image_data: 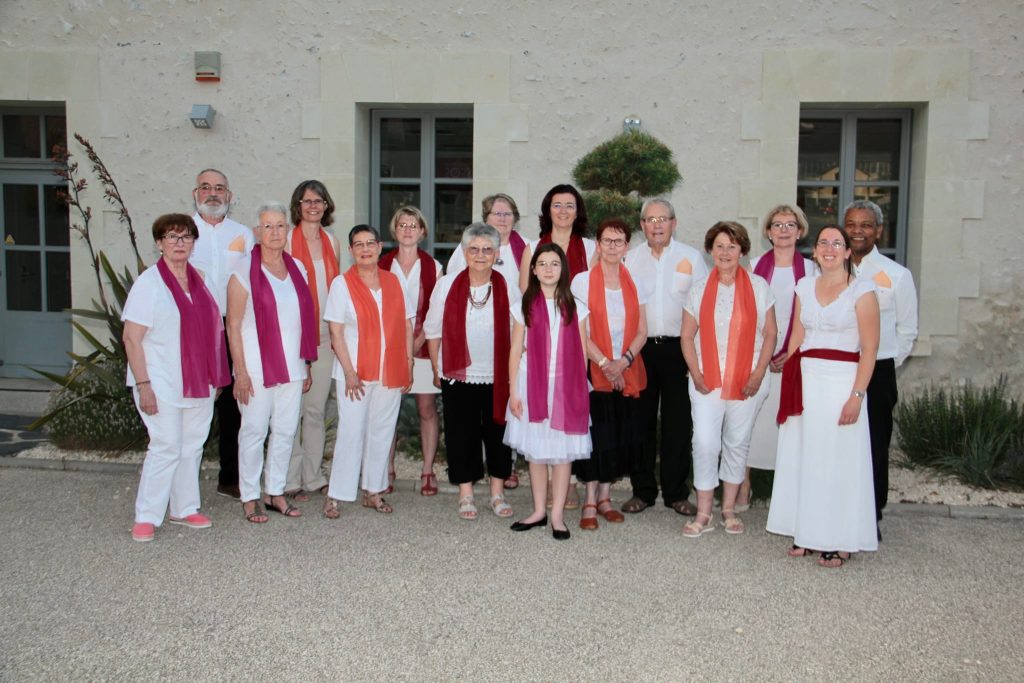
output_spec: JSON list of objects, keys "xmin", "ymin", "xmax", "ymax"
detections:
[{"xmin": 190, "ymin": 105, "xmax": 216, "ymax": 129}]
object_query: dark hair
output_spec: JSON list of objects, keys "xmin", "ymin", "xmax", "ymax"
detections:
[
  {"xmin": 539, "ymin": 184, "xmax": 588, "ymax": 238},
  {"xmin": 482, "ymin": 193, "xmax": 520, "ymax": 224},
  {"xmin": 813, "ymin": 224, "xmax": 854, "ymax": 281},
  {"xmin": 152, "ymin": 213, "xmax": 199, "ymax": 241},
  {"xmin": 348, "ymin": 224, "xmax": 380, "ymax": 245},
  {"xmin": 289, "ymin": 179, "xmax": 335, "ymax": 227},
  {"xmin": 596, "ymin": 218, "xmax": 632, "ymax": 243},
  {"xmin": 703, "ymin": 221, "xmax": 751, "ymax": 256},
  {"xmin": 522, "ymin": 242, "xmax": 577, "ymax": 328}
]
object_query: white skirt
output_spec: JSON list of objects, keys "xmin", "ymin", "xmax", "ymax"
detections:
[
  {"xmin": 766, "ymin": 357, "xmax": 878, "ymax": 553},
  {"xmin": 747, "ymin": 370, "xmax": 782, "ymax": 470},
  {"xmin": 503, "ymin": 366, "xmax": 591, "ymax": 465},
  {"xmin": 410, "ymin": 357, "xmax": 440, "ymax": 395}
]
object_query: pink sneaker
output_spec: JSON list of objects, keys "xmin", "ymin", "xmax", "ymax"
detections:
[
  {"xmin": 132, "ymin": 522, "xmax": 155, "ymax": 542},
  {"xmin": 168, "ymin": 512, "xmax": 213, "ymax": 529}
]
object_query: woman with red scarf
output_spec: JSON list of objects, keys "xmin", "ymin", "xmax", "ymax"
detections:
[
  {"xmin": 570, "ymin": 220, "xmax": 648, "ymax": 532},
  {"xmin": 448, "ymin": 193, "xmax": 526, "ymax": 291},
  {"xmin": 123, "ymin": 214, "xmax": 231, "ymax": 542},
  {"xmin": 680, "ymin": 222, "xmax": 777, "ymax": 538},
  {"xmin": 227, "ymin": 202, "xmax": 317, "ymax": 523},
  {"xmin": 283, "ymin": 180, "xmax": 340, "ymax": 503},
  {"xmin": 378, "ymin": 206, "xmax": 443, "ymax": 496},
  {"xmin": 425, "ymin": 223, "xmax": 521, "ymax": 521}
]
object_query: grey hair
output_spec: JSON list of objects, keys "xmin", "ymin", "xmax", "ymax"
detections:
[
  {"xmin": 640, "ymin": 197, "xmax": 675, "ymax": 219},
  {"xmin": 843, "ymin": 199, "xmax": 884, "ymax": 227},
  {"xmin": 460, "ymin": 222, "xmax": 500, "ymax": 250},
  {"xmin": 255, "ymin": 201, "xmax": 289, "ymax": 224},
  {"xmin": 195, "ymin": 168, "xmax": 229, "ymax": 187},
  {"xmin": 761, "ymin": 203, "xmax": 810, "ymax": 239}
]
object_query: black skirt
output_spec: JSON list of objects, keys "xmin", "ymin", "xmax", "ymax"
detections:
[{"xmin": 573, "ymin": 389, "xmax": 643, "ymax": 483}]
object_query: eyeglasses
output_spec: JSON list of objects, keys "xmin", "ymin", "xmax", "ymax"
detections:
[
  {"xmin": 351, "ymin": 239, "xmax": 379, "ymax": 250},
  {"xmin": 163, "ymin": 234, "xmax": 195, "ymax": 244},
  {"xmin": 300, "ymin": 198, "xmax": 325, "ymax": 207},
  {"xmin": 642, "ymin": 216, "xmax": 673, "ymax": 225},
  {"xmin": 816, "ymin": 239, "xmax": 846, "ymax": 249},
  {"xmin": 600, "ymin": 238, "xmax": 626, "ymax": 248},
  {"xmin": 196, "ymin": 183, "xmax": 228, "ymax": 193},
  {"xmin": 489, "ymin": 211, "xmax": 514, "ymax": 219},
  {"xmin": 396, "ymin": 222, "xmax": 421, "ymax": 231},
  {"xmin": 550, "ymin": 202, "xmax": 576, "ymax": 211},
  {"xmin": 770, "ymin": 221, "xmax": 799, "ymax": 231},
  {"xmin": 258, "ymin": 223, "xmax": 289, "ymax": 232},
  {"xmin": 466, "ymin": 246, "xmax": 495, "ymax": 257}
]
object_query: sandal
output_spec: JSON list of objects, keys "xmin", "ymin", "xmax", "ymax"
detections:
[
  {"xmin": 579, "ymin": 503, "xmax": 599, "ymax": 531},
  {"xmin": 670, "ymin": 499, "xmax": 697, "ymax": 516},
  {"xmin": 597, "ymin": 499, "xmax": 624, "ymax": 523},
  {"xmin": 242, "ymin": 500, "xmax": 268, "ymax": 524},
  {"xmin": 621, "ymin": 497, "xmax": 651, "ymax": 514},
  {"xmin": 420, "ymin": 472, "xmax": 438, "ymax": 497},
  {"xmin": 504, "ymin": 470, "xmax": 520, "ymax": 490},
  {"xmin": 263, "ymin": 495, "xmax": 302, "ymax": 517},
  {"xmin": 285, "ymin": 489, "xmax": 311, "ymax": 503},
  {"xmin": 458, "ymin": 495, "xmax": 478, "ymax": 521},
  {"xmin": 682, "ymin": 511, "xmax": 715, "ymax": 538},
  {"xmin": 362, "ymin": 493, "xmax": 393, "ymax": 514},
  {"xmin": 721, "ymin": 508, "xmax": 745, "ymax": 535},
  {"xmin": 735, "ymin": 488, "xmax": 752, "ymax": 513},
  {"xmin": 490, "ymin": 495, "xmax": 514, "ymax": 518},
  {"xmin": 788, "ymin": 544, "xmax": 816, "ymax": 558},
  {"xmin": 818, "ymin": 551, "xmax": 850, "ymax": 569},
  {"xmin": 384, "ymin": 468, "xmax": 396, "ymax": 494},
  {"xmin": 564, "ymin": 483, "xmax": 580, "ymax": 510},
  {"xmin": 322, "ymin": 497, "xmax": 341, "ymax": 520}
]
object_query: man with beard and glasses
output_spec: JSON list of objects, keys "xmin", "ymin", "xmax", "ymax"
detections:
[{"xmin": 189, "ymin": 168, "xmax": 255, "ymax": 499}]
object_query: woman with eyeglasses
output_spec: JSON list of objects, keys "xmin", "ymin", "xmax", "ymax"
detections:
[
  {"xmin": 680, "ymin": 222, "xmax": 777, "ymax": 538},
  {"xmin": 378, "ymin": 206, "xmax": 443, "ymax": 497},
  {"xmin": 570, "ymin": 219, "xmax": 649, "ymax": 532},
  {"xmin": 123, "ymin": 214, "xmax": 231, "ymax": 542},
  {"xmin": 425, "ymin": 223, "xmax": 521, "ymax": 521},
  {"xmin": 767, "ymin": 225, "xmax": 880, "ymax": 568},
  {"xmin": 448, "ymin": 193, "xmax": 526, "ymax": 290},
  {"xmin": 283, "ymin": 180, "xmax": 341, "ymax": 504},
  {"xmin": 227, "ymin": 202, "xmax": 318, "ymax": 524},
  {"xmin": 738, "ymin": 205, "xmax": 817, "ymax": 510},
  {"xmin": 322, "ymin": 225, "xmax": 414, "ymax": 519}
]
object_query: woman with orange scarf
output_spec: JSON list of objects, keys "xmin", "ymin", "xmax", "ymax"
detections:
[
  {"xmin": 284, "ymin": 180, "xmax": 341, "ymax": 502},
  {"xmin": 680, "ymin": 222, "xmax": 777, "ymax": 538},
  {"xmin": 570, "ymin": 220, "xmax": 648, "ymax": 531}
]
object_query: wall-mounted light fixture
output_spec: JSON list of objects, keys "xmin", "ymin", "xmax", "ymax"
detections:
[
  {"xmin": 195, "ymin": 51, "xmax": 221, "ymax": 82},
  {"xmin": 190, "ymin": 104, "xmax": 216, "ymax": 129},
  {"xmin": 623, "ymin": 116, "xmax": 642, "ymax": 133}
]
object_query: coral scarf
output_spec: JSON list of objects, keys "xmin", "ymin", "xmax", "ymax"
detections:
[
  {"xmin": 539, "ymin": 233, "xmax": 587, "ymax": 277},
  {"xmin": 378, "ymin": 248, "xmax": 436, "ymax": 360},
  {"xmin": 508, "ymin": 231, "xmax": 527, "ymax": 271},
  {"xmin": 753, "ymin": 251, "xmax": 806, "ymax": 362},
  {"xmin": 776, "ymin": 348, "xmax": 860, "ymax": 424},
  {"xmin": 156, "ymin": 259, "xmax": 230, "ymax": 397},
  {"xmin": 289, "ymin": 226, "xmax": 339, "ymax": 344},
  {"xmin": 698, "ymin": 267, "xmax": 757, "ymax": 400},
  {"xmin": 441, "ymin": 269, "xmax": 511, "ymax": 424},
  {"xmin": 249, "ymin": 246, "xmax": 318, "ymax": 387},
  {"xmin": 343, "ymin": 267, "xmax": 410, "ymax": 389},
  {"xmin": 525, "ymin": 296, "xmax": 589, "ymax": 435},
  {"xmin": 588, "ymin": 264, "xmax": 647, "ymax": 397}
]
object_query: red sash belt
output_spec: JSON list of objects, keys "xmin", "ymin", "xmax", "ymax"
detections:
[{"xmin": 777, "ymin": 348, "xmax": 860, "ymax": 425}]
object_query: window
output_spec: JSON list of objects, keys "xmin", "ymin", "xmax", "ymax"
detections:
[
  {"xmin": 797, "ymin": 109, "xmax": 911, "ymax": 263},
  {"xmin": 371, "ymin": 109, "xmax": 473, "ymax": 263}
]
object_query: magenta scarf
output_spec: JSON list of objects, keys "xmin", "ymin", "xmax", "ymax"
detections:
[
  {"xmin": 525, "ymin": 295, "xmax": 589, "ymax": 435},
  {"xmin": 249, "ymin": 245, "xmax": 318, "ymax": 387},
  {"xmin": 508, "ymin": 231, "xmax": 527, "ymax": 271},
  {"xmin": 156, "ymin": 259, "xmax": 230, "ymax": 398},
  {"xmin": 753, "ymin": 250, "xmax": 807, "ymax": 362}
]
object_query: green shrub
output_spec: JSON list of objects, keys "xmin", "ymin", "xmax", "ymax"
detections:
[
  {"xmin": 44, "ymin": 357, "xmax": 145, "ymax": 450},
  {"xmin": 395, "ymin": 393, "xmax": 446, "ymax": 463},
  {"xmin": 895, "ymin": 377, "xmax": 1024, "ymax": 488},
  {"xmin": 572, "ymin": 131, "xmax": 682, "ymax": 196},
  {"xmin": 581, "ymin": 189, "xmax": 643, "ymax": 234}
]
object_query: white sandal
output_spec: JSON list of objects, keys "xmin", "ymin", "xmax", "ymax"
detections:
[
  {"xmin": 721, "ymin": 508, "xmax": 745, "ymax": 535},
  {"xmin": 682, "ymin": 511, "xmax": 715, "ymax": 538},
  {"xmin": 490, "ymin": 495, "xmax": 514, "ymax": 518},
  {"xmin": 458, "ymin": 495, "xmax": 478, "ymax": 521}
]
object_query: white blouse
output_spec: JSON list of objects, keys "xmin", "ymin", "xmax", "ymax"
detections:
[
  {"xmin": 684, "ymin": 272, "xmax": 775, "ymax": 373},
  {"xmin": 749, "ymin": 254, "xmax": 817, "ymax": 355},
  {"xmin": 796, "ymin": 275, "xmax": 877, "ymax": 353},
  {"xmin": 570, "ymin": 270, "xmax": 650, "ymax": 359}
]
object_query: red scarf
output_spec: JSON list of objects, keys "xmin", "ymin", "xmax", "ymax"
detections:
[
  {"xmin": 156, "ymin": 259, "xmax": 230, "ymax": 397},
  {"xmin": 587, "ymin": 264, "xmax": 647, "ymax": 397},
  {"xmin": 525, "ymin": 295, "xmax": 589, "ymax": 434},
  {"xmin": 698, "ymin": 267, "xmax": 757, "ymax": 400},
  {"xmin": 508, "ymin": 231, "xmax": 527, "ymax": 271},
  {"xmin": 777, "ymin": 348, "xmax": 860, "ymax": 424},
  {"xmin": 441, "ymin": 269, "xmax": 511, "ymax": 424},
  {"xmin": 752, "ymin": 251, "xmax": 807, "ymax": 362},
  {"xmin": 289, "ymin": 226, "xmax": 339, "ymax": 344},
  {"xmin": 539, "ymin": 233, "xmax": 587, "ymax": 277},
  {"xmin": 378, "ymin": 248, "xmax": 436, "ymax": 360},
  {"xmin": 343, "ymin": 268, "xmax": 410, "ymax": 389}
]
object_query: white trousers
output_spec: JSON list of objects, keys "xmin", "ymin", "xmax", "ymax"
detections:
[
  {"xmin": 286, "ymin": 337, "xmax": 333, "ymax": 492},
  {"xmin": 134, "ymin": 393, "xmax": 215, "ymax": 525},
  {"xmin": 689, "ymin": 377, "xmax": 769, "ymax": 491},
  {"xmin": 237, "ymin": 380, "xmax": 303, "ymax": 502},
  {"xmin": 327, "ymin": 380, "xmax": 401, "ymax": 502}
]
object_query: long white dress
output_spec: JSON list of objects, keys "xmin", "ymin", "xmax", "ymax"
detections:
[{"xmin": 766, "ymin": 275, "xmax": 879, "ymax": 553}]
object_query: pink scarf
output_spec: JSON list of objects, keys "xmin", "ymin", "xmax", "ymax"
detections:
[
  {"xmin": 525, "ymin": 295, "xmax": 589, "ymax": 435},
  {"xmin": 753, "ymin": 251, "xmax": 806, "ymax": 362},
  {"xmin": 249, "ymin": 245, "xmax": 318, "ymax": 387},
  {"xmin": 508, "ymin": 231, "xmax": 527, "ymax": 271},
  {"xmin": 156, "ymin": 259, "xmax": 230, "ymax": 397}
]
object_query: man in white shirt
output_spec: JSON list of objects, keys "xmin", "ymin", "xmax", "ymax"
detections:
[
  {"xmin": 845, "ymin": 199, "xmax": 918, "ymax": 531},
  {"xmin": 189, "ymin": 168, "xmax": 255, "ymax": 499},
  {"xmin": 622, "ymin": 198, "xmax": 709, "ymax": 515}
]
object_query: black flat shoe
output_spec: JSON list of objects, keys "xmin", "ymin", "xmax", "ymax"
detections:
[
  {"xmin": 510, "ymin": 516, "xmax": 547, "ymax": 532},
  {"xmin": 552, "ymin": 526, "xmax": 570, "ymax": 541}
]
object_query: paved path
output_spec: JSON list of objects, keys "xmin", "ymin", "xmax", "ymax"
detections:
[{"xmin": 1, "ymin": 468, "xmax": 1022, "ymax": 681}]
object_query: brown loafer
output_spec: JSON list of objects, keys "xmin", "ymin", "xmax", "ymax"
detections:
[
  {"xmin": 670, "ymin": 499, "xmax": 698, "ymax": 516},
  {"xmin": 620, "ymin": 496, "xmax": 650, "ymax": 514}
]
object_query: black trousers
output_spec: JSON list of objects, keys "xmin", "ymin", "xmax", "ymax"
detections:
[
  {"xmin": 632, "ymin": 337, "xmax": 693, "ymax": 506},
  {"xmin": 440, "ymin": 379, "xmax": 512, "ymax": 485},
  {"xmin": 867, "ymin": 358, "xmax": 898, "ymax": 521},
  {"xmin": 213, "ymin": 322, "xmax": 240, "ymax": 486}
]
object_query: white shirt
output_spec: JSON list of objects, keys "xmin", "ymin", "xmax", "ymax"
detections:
[
  {"xmin": 852, "ymin": 246, "xmax": 918, "ymax": 365},
  {"xmin": 570, "ymin": 269, "xmax": 651, "ymax": 360},
  {"xmin": 122, "ymin": 265, "xmax": 213, "ymax": 408},
  {"xmin": 388, "ymin": 254, "xmax": 443, "ymax": 318},
  {"xmin": 748, "ymin": 253, "xmax": 817, "ymax": 355},
  {"xmin": 684, "ymin": 273, "xmax": 775, "ymax": 373},
  {"xmin": 189, "ymin": 214, "xmax": 254, "ymax": 315},
  {"xmin": 423, "ymin": 272, "xmax": 522, "ymax": 382},
  {"xmin": 229, "ymin": 256, "xmax": 309, "ymax": 384},
  {"xmin": 625, "ymin": 239, "xmax": 709, "ymax": 337},
  {"xmin": 796, "ymin": 275, "xmax": 878, "ymax": 353},
  {"xmin": 322, "ymin": 273, "xmax": 416, "ymax": 382},
  {"xmin": 447, "ymin": 240, "xmax": 520, "ymax": 290}
]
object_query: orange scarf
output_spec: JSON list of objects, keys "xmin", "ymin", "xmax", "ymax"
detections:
[
  {"xmin": 698, "ymin": 267, "xmax": 756, "ymax": 400},
  {"xmin": 588, "ymin": 264, "xmax": 647, "ymax": 397},
  {"xmin": 290, "ymin": 227, "xmax": 339, "ymax": 344},
  {"xmin": 343, "ymin": 268, "xmax": 410, "ymax": 389}
]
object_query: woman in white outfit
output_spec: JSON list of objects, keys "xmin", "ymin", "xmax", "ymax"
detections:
[
  {"xmin": 123, "ymin": 214, "xmax": 231, "ymax": 542},
  {"xmin": 227, "ymin": 202, "xmax": 317, "ymax": 523},
  {"xmin": 766, "ymin": 225, "xmax": 880, "ymax": 568}
]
